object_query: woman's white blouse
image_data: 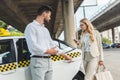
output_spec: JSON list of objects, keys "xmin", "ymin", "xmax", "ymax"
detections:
[{"xmin": 81, "ymin": 32, "xmax": 91, "ymax": 52}]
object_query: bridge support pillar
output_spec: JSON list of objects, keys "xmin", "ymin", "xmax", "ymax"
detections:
[
  {"xmin": 112, "ymin": 28, "xmax": 115, "ymax": 43},
  {"xmin": 62, "ymin": 0, "xmax": 76, "ymax": 47}
]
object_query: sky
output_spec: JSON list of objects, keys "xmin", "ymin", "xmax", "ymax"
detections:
[{"xmin": 58, "ymin": 0, "xmax": 116, "ymax": 40}]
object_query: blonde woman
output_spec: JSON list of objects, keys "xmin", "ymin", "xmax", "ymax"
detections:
[{"xmin": 74, "ymin": 18, "xmax": 104, "ymax": 80}]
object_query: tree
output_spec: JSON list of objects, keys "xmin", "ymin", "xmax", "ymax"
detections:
[{"xmin": 102, "ymin": 37, "xmax": 111, "ymax": 44}]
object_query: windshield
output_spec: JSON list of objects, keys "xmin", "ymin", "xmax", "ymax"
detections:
[{"xmin": 53, "ymin": 40, "xmax": 74, "ymax": 53}]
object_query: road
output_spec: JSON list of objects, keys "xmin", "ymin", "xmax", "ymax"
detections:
[{"xmin": 103, "ymin": 48, "xmax": 120, "ymax": 80}]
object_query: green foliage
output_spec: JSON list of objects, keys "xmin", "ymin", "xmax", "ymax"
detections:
[
  {"xmin": 102, "ymin": 37, "xmax": 111, "ymax": 44},
  {"xmin": 0, "ymin": 20, "xmax": 7, "ymax": 29},
  {"xmin": 9, "ymin": 31, "xmax": 24, "ymax": 36},
  {"xmin": 0, "ymin": 20, "xmax": 24, "ymax": 36},
  {"xmin": 7, "ymin": 26, "xmax": 24, "ymax": 36}
]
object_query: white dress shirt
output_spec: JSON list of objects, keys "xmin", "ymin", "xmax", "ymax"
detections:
[{"xmin": 24, "ymin": 20, "xmax": 62, "ymax": 56}]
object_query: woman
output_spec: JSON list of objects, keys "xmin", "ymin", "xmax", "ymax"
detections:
[{"xmin": 74, "ymin": 18, "xmax": 104, "ymax": 80}]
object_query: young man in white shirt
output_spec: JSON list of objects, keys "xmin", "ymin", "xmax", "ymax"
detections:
[{"xmin": 24, "ymin": 5, "xmax": 72, "ymax": 80}]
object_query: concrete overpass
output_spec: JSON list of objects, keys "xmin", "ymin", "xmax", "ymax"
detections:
[
  {"xmin": 0, "ymin": 0, "xmax": 83, "ymax": 47},
  {"xmin": 91, "ymin": 0, "xmax": 120, "ymax": 32},
  {"xmin": 0, "ymin": 0, "xmax": 83, "ymax": 36}
]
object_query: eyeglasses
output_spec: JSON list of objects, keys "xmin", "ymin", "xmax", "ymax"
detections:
[{"xmin": 80, "ymin": 24, "xmax": 84, "ymax": 27}]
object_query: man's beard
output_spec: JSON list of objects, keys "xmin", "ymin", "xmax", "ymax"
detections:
[{"xmin": 44, "ymin": 18, "xmax": 49, "ymax": 23}]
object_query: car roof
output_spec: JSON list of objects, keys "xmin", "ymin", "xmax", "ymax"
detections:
[{"xmin": 0, "ymin": 36, "xmax": 24, "ymax": 40}]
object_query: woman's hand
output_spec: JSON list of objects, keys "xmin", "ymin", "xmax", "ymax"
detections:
[
  {"xmin": 73, "ymin": 39, "xmax": 79, "ymax": 45},
  {"xmin": 99, "ymin": 61, "xmax": 104, "ymax": 66}
]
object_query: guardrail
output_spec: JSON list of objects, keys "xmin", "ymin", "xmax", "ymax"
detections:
[{"xmin": 90, "ymin": 0, "xmax": 117, "ymax": 21}]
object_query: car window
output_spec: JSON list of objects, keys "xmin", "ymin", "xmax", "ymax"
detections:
[
  {"xmin": 59, "ymin": 42, "xmax": 73, "ymax": 53},
  {"xmin": 53, "ymin": 40, "xmax": 73, "ymax": 53},
  {"xmin": 0, "ymin": 39, "xmax": 16, "ymax": 65},
  {"xmin": 16, "ymin": 38, "xmax": 30, "ymax": 61},
  {"xmin": 52, "ymin": 41, "xmax": 60, "ymax": 48}
]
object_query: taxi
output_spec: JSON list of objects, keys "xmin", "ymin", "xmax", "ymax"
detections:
[{"xmin": 0, "ymin": 28, "xmax": 83, "ymax": 80}]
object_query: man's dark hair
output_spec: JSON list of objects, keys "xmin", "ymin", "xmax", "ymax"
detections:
[{"xmin": 37, "ymin": 5, "xmax": 52, "ymax": 16}]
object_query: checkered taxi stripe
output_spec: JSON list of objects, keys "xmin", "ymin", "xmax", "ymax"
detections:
[
  {"xmin": 0, "ymin": 62, "xmax": 17, "ymax": 72},
  {"xmin": 0, "ymin": 52, "xmax": 81, "ymax": 72},
  {"xmin": 18, "ymin": 60, "xmax": 30, "ymax": 68},
  {"xmin": 50, "ymin": 52, "xmax": 81, "ymax": 61}
]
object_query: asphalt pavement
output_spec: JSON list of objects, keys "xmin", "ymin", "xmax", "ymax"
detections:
[{"xmin": 103, "ymin": 48, "xmax": 120, "ymax": 80}]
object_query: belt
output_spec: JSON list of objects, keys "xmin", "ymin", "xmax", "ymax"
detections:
[{"xmin": 31, "ymin": 55, "xmax": 50, "ymax": 58}]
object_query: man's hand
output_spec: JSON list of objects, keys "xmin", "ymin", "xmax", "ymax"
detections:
[
  {"xmin": 60, "ymin": 54, "xmax": 72, "ymax": 61},
  {"xmin": 46, "ymin": 47, "xmax": 58, "ymax": 55}
]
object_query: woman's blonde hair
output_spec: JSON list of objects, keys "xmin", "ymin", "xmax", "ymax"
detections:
[{"xmin": 80, "ymin": 18, "xmax": 95, "ymax": 42}]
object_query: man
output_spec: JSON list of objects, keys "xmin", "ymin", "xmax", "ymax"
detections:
[{"xmin": 24, "ymin": 5, "xmax": 72, "ymax": 80}]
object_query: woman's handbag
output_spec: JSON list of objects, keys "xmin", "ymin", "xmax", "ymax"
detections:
[
  {"xmin": 95, "ymin": 65, "xmax": 113, "ymax": 80},
  {"xmin": 72, "ymin": 70, "xmax": 84, "ymax": 80}
]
